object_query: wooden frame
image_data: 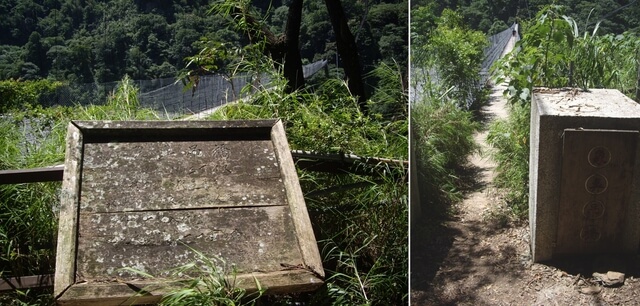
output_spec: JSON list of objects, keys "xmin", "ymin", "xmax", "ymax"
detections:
[{"xmin": 54, "ymin": 120, "xmax": 323, "ymax": 305}]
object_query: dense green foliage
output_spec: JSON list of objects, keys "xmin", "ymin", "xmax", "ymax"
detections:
[
  {"xmin": 411, "ymin": 0, "xmax": 640, "ymax": 35},
  {"xmin": 423, "ymin": 9, "xmax": 488, "ymax": 110},
  {"xmin": 411, "ymin": 6, "xmax": 483, "ymax": 218},
  {"xmin": 0, "ymin": 0, "xmax": 407, "ymax": 93},
  {"xmin": 0, "ymin": 79, "xmax": 65, "ymax": 112},
  {"xmin": 1, "ymin": 0, "xmax": 219, "ymax": 82},
  {"xmin": 495, "ymin": 5, "xmax": 640, "ymax": 104}
]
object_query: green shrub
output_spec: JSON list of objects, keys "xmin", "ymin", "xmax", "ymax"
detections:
[
  {"xmin": 493, "ymin": 5, "xmax": 640, "ymax": 104},
  {"xmin": 0, "ymin": 79, "xmax": 65, "ymax": 113},
  {"xmin": 424, "ymin": 9, "xmax": 488, "ymax": 110},
  {"xmin": 0, "ymin": 112, "xmax": 68, "ymax": 279}
]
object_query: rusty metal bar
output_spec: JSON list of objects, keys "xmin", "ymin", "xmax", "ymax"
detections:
[
  {"xmin": 0, "ymin": 274, "xmax": 54, "ymax": 292},
  {"xmin": 291, "ymin": 150, "xmax": 407, "ymax": 176},
  {"xmin": 0, "ymin": 165, "xmax": 64, "ymax": 184},
  {"xmin": 290, "ymin": 150, "xmax": 408, "ymax": 167},
  {"xmin": 0, "ymin": 151, "xmax": 407, "ymax": 185}
]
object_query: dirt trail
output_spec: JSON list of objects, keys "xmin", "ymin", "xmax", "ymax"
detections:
[
  {"xmin": 410, "ymin": 36, "xmax": 640, "ymax": 305},
  {"xmin": 450, "ymin": 35, "xmax": 514, "ymax": 225},
  {"xmin": 460, "ymin": 83, "xmax": 509, "ymax": 224}
]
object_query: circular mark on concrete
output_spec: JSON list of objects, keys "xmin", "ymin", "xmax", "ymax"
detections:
[
  {"xmin": 580, "ymin": 225, "xmax": 601, "ymax": 242},
  {"xmin": 588, "ymin": 146, "xmax": 611, "ymax": 168},
  {"xmin": 582, "ymin": 200, "xmax": 605, "ymax": 219},
  {"xmin": 585, "ymin": 174, "xmax": 608, "ymax": 194}
]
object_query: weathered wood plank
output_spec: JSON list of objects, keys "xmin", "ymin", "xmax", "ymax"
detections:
[
  {"xmin": 56, "ymin": 120, "xmax": 324, "ymax": 304},
  {"xmin": 271, "ymin": 121, "xmax": 324, "ymax": 278},
  {"xmin": 57, "ymin": 270, "xmax": 323, "ymax": 305},
  {"xmin": 76, "ymin": 206, "xmax": 301, "ymax": 281},
  {"xmin": 80, "ymin": 140, "xmax": 284, "ymax": 213},
  {"xmin": 74, "ymin": 120, "xmax": 277, "ymax": 130},
  {"xmin": 54, "ymin": 122, "xmax": 84, "ymax": 298},
  {"xmin": 0, "ymin": 148, "xmax": 407, "ymax": 187},
  {"xmin": 74, "ymin": 120, "xmax": 276, "ymax": 143}
]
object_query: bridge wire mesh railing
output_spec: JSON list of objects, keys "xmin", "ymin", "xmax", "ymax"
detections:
[
  {"xmin": 480, "ymin": 23, "xmax": 519, "ymax": 85},
  {"xmin": 410, "ymin": 23, "xmax": 519, "ymax": 106},
  {"xmin": 43, "ymin": 60, "xmax": 328, "ymax": 119}
]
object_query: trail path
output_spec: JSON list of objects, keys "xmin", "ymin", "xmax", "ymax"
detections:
[
  {"xmin": 456, "ymin": 35, "xmax": 512, "ymax": 225},
  {"xmin": 410, "ymin": 36, "xmax": 640, "ymax": 305}
]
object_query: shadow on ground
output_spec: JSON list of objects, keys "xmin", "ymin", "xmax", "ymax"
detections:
[
  {"xmin": 542, "ymin": 254, "xmax": 640, "ymax": 279},
  {"xmin": 411, "ymin": 216, "xmax": 527, "ymax": 304},
  {"xmin": 411, "ymin": 87, "xmax": 530, "ymax": 305},
  {"xmin": 411, "ymin": 161, "xmax": 527, "ymax": 305}
]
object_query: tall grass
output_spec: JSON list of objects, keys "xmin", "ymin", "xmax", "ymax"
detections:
[
  {"xmin": 486, "ymin": 103, "xmax": 530, "ymax": 217},
  {"xmin": 411, "ymin": 98, "xmax": 479, "ymax": 219},
  {"xmin": 80, "ymin": 75, "xmax": 159, "ymax": 120},
  {"xmin": 0, "ymin": 117, "xmax": 65, "ymax": 278},
  {"xmin": 211, "ymin": 61, "xmax": 408, "ymax": 305},
  {"xmin": 0, "ymin": 77, "xmax": 160, "ymax": 305},
  {"xmin": 316, "ymin": 175, "xmax": 407, "ymax": 305}
]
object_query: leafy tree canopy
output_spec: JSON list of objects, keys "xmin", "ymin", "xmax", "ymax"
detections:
[
  {"xmin": 0, "ymin": 0, "xmax": 407, "ymax": 89},
  {"xmin": 413, "ymin": 0, "xmax": 640, "ymax": 35}
]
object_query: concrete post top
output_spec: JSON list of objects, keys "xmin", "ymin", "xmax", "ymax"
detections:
[{"xmin": 533, "ymin": 88, "xmax": 640, "ymax": 118}]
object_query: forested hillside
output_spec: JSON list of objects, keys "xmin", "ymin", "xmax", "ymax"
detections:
[
  {"xmin": 411, "ymin": 0, "xmax": 640, "ymax": 35},
  {"xmin": 0, "ymin": 0, "xmax": 407, "ymax": 88}
]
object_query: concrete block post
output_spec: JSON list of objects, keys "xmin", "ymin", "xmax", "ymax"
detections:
[{"xmin": 529, "ymin": 88, "xmax": 640, "ymax": 262}]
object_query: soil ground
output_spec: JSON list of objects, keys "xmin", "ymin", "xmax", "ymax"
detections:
[{"xmin": 410, "ymin": 37, "xmax": 640, "ymax": 305}]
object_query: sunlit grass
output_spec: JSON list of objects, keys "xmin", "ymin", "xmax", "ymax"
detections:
[{"xmin": 122, "ymin": 246, "xmax": 264, "ymax": 306}]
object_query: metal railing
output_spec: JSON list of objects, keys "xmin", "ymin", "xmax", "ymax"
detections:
[{"xmin": 0, "ymin": 274, "xmax": 54, "ymax": 292}]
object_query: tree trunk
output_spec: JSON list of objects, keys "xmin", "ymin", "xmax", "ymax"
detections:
[
  {"xmin": 324, "ymin": 0, "xmax": 368, "ymax": 112},
  {"xmin": 283, "ymin": 0, "xmax": 305, "ymax": 92},
  {"xmin": 230, "ymin": 2, "xmax": 304, "ymax": 93}
]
